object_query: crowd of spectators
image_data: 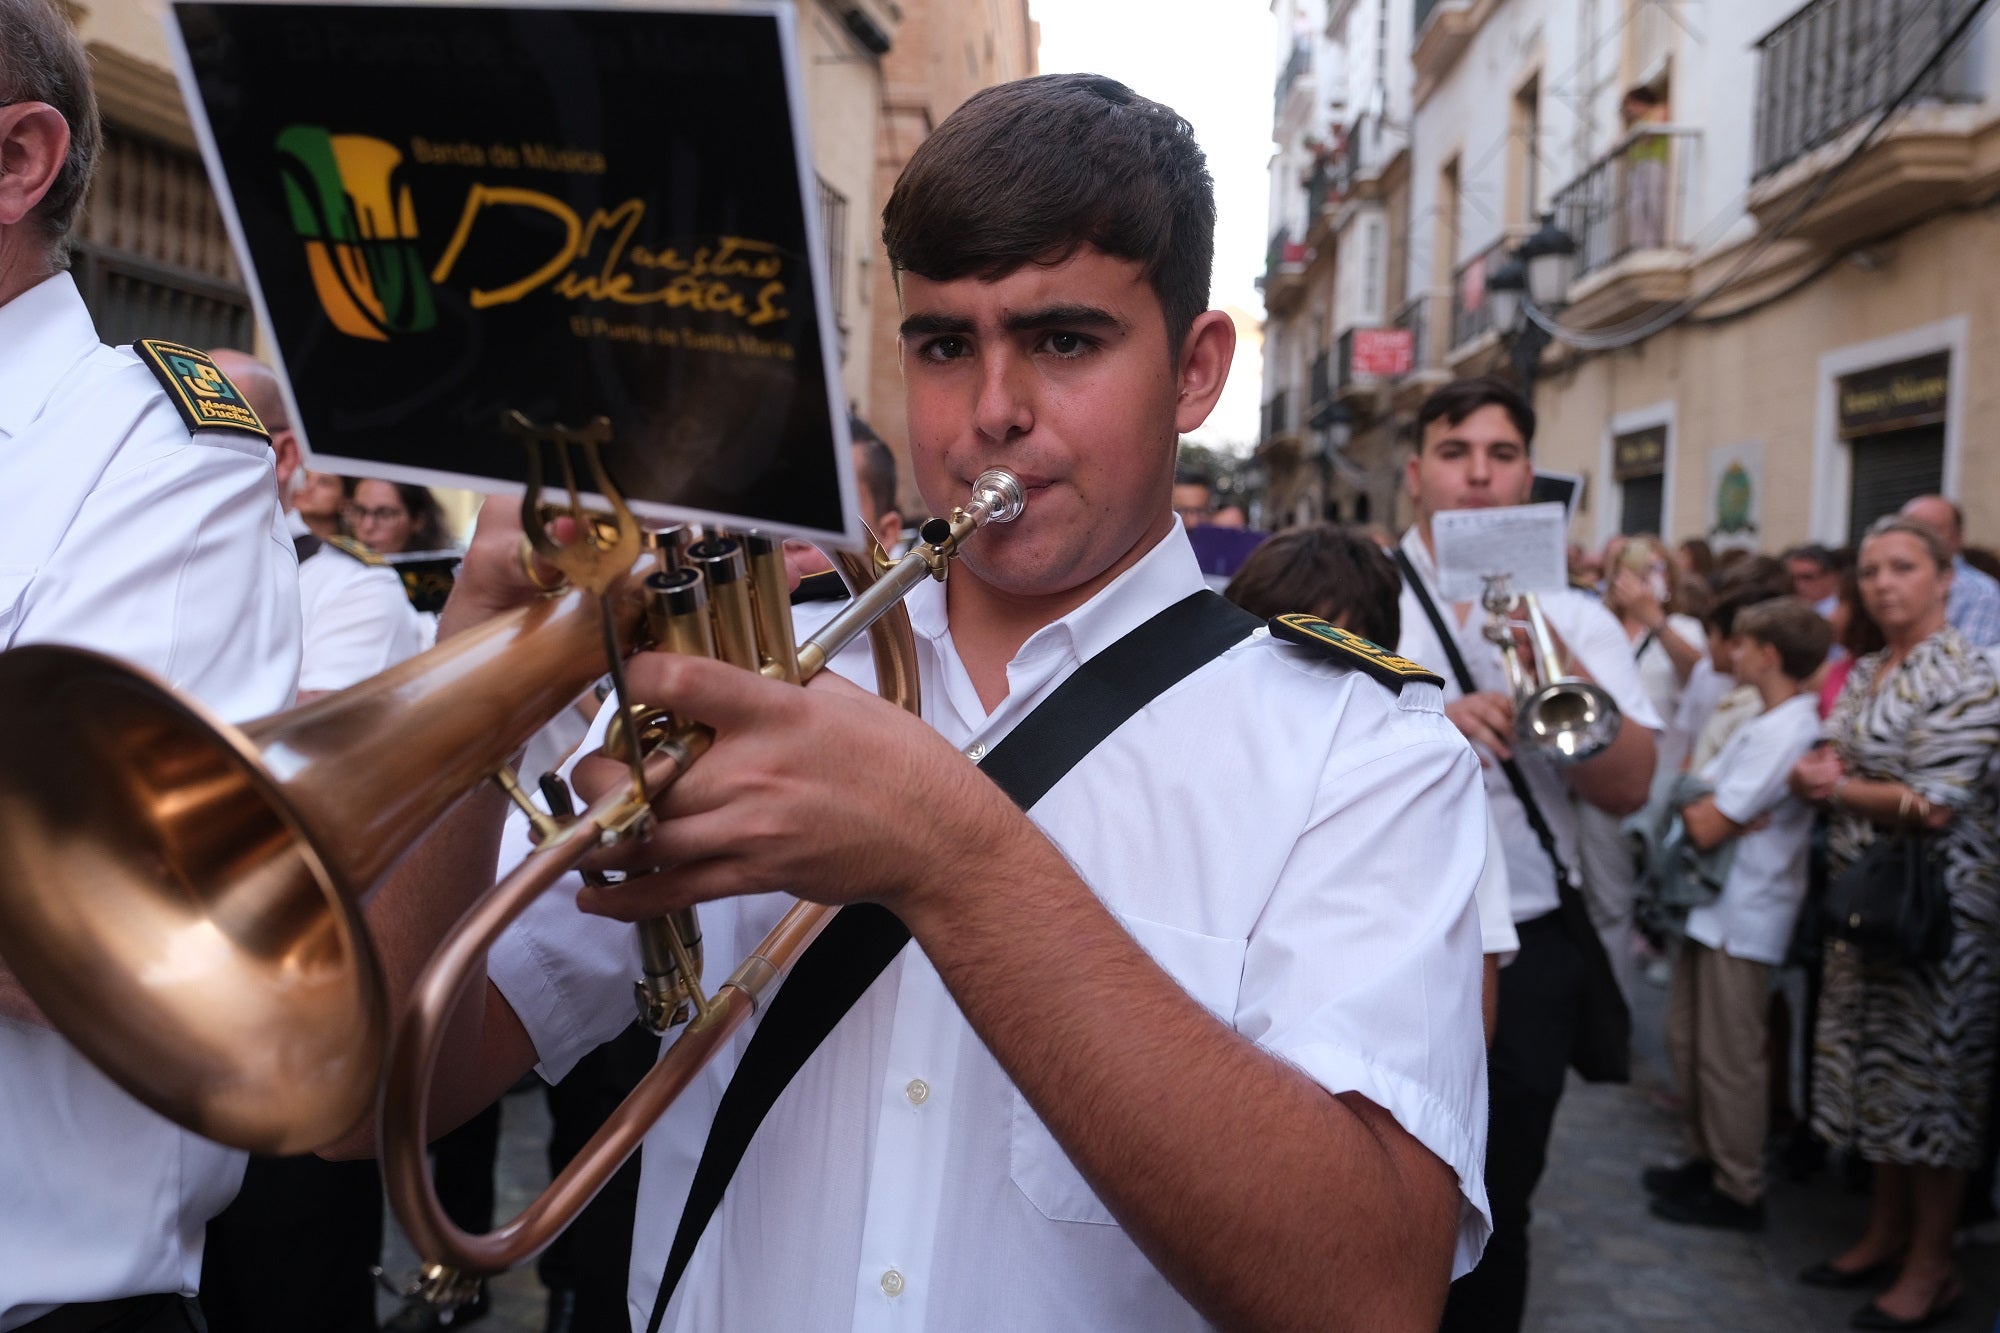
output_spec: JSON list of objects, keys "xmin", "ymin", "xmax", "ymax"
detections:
[{"xmin": 1198, "ymin": 445, "xmax": 2000, "ymax": 1330}]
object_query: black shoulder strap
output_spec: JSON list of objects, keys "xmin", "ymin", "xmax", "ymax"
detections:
[
  {"xmin": 1393, "ymin": 548, "xmax": 1629, "ymax": 1081},
  {"xmin": 1392, "ymin": 546, "xmax": 1577, "ymax": 895},
  {"xmin": 646, "ymin": 590, "xmax": 1260, "ymax": 1329}
]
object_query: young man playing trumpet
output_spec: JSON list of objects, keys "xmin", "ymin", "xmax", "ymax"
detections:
[
  {"xmin": 374, "ymin": 74, "xmax": 1490, "ymax": 1331},
  {"xmin": 1393, "ymin": 378, "xmax": 1660, "ymax": 1332}
]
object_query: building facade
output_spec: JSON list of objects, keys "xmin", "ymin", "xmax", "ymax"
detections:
[
  {"xmin": 1260, "ymin": 0, "xmax": 1427, "ymax": 532},
  {"xmin": 860, "ymin": 0, "xmax": 1040, "ymax": 514},
  {"xmin": 1265, "ymin": 0, "xmax": 1999, "ymax": 552}
]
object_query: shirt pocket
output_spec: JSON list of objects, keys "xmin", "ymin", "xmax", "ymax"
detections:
[
  {"xmin": 0, "ymin": 570, "xmax": 35, "ymax": 649},
  {"xmin": 1009, "ymin": 911, "xmax": 1248, "ymax": 1225}
]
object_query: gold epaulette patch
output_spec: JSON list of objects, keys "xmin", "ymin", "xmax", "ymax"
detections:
[
  {"xmin": 325, "ymin": 535, "xmax": 386, "ymax": 565},
  {"xmin": 133, "ymin": 340, "xmax": 270, "ymax": 442},
  {"xmin": 1270, "ymin": 613, "xmax": 1445, "ymax": 691}
]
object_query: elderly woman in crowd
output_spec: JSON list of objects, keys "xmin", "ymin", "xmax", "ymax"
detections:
[{"xmin": 1788, "ymin": 516, "xmax": 2000, "ymax": 1329}]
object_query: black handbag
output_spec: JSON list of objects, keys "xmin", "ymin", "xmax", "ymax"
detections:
[{"xmin": 1821, "ymin": 833, "xmax": 1953, "ymax": 967}]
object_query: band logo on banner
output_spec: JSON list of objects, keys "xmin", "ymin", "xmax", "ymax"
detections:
[{"xmin": 166, "ymin": 1, "xmax": 859, "ymax": 546}]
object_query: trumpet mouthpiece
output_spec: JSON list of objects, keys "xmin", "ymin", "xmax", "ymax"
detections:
[{"xmin": 969, "ymin": 470, "xmax": 1025, "ymax": 525}]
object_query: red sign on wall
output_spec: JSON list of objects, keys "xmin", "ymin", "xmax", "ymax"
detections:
[{"xmin": 1351, "ymin": 328, "xmax": 1414, "ymax": 377}]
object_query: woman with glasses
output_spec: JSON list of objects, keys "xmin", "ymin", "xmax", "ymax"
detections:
[{"xmin": 342, "ymin": 479, "xmax": 448, "ymax": 555}]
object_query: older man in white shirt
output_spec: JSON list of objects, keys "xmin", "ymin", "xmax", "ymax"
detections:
[{"xmin": 0, "ymin": 7, "xmax": 299, "ymax": 1328}]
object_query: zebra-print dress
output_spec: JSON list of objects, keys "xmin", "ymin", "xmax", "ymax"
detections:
[{"xmin": 1810, "ymin": 627, "xmax": 2000, "ymax": 1169}]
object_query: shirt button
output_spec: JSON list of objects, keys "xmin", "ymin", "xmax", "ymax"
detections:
[
  {"xmin": 905, "ymin": 1078, "xmax": 930, "ymax": 1106},
  {"xmin": 880, "ymin": 1269, "xmax": 906, "ymax": 1297},
  {"xmin": 965, "ymin": 742, "xmax": 986, "ymax": 760}
]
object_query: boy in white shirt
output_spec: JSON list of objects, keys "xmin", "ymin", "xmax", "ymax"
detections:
[{"xmin": 1645, "ymin": 597, "xmax": 1833, "ymax": 1230}]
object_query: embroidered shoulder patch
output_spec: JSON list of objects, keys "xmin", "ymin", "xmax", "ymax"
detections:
[
  {"xmin": 325, "ymin": 535, "xmax": 386, "ymax": 565},
  {"xmin": 1270, "ymin": 613, "xmax": 1445, "ymax": 691},
  {"xmin": 133, "ymin": 340, "xmax": 270, "ymax": 442}
]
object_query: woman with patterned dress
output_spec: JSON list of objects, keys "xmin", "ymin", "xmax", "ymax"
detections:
[{"xmin": 1790, "ymin": 517, "xmax": 2000, "ymax": 1330}]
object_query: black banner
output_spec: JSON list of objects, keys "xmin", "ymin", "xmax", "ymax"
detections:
[
  {"xmin": 169, "ymin": 2, "xmax": 855, "ymax": 543},
  {"xmin": 1611, "ymin": 425, "xmax": 1667, "ymax": 482}
]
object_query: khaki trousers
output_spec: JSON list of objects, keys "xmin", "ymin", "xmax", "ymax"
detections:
[{"xmin": 1664, "ymin": 941, "xmax": 1772, "ymax": 1205}]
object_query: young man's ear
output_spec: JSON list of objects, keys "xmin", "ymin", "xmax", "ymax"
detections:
[
  {"xmin": 0, "ymin": 102, "xmax": 70, "ymax": 229},
  {"xmin": 1172, "ymin": 310, "xmax": 1235, "ymax": 435}
]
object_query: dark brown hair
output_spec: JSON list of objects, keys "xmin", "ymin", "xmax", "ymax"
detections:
[
  {"xmin": 0, "ymin": 0, "xmax": 101, "ymax": 266},
  {"xmin": 342, "ymin": 478, "xmax": 448, "ymax": 552},
  {"xmin": 881, "ymin": 73, "xmax": 1215, "ymax": 351},
  {"xmin": 850, "ymin": 430, "xmax": 898, "ymax": 526},
  {"xmin": 1703, "ymin": 555, "xmax": 1791, "ymax": 637},
  {"xmin": 1834, "ymin": 566, "xmax": 1886, "ymax": 659},
  {"xmin": 1734, "ymin": 597, "xmax": 1833, "ymax": 680},
  {"xmin": 1414, "ymin": 378, "xmax": 1536, "ymax": 452},
  {"xmin": 1224, "ymin": 524, "xmax": 1401, "ymax": 647}
]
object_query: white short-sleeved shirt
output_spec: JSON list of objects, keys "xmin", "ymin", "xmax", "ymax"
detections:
[
  {"xmin": 1395, "ymin": 528, "xmax": 1663, "ymax": 922},
  {"xmin": 490, "ymin": 524, "xmax": 1492, "ymax": 1331},
  {"xmin": 296, "ymin": 536, "xmax": 427, "ymax": 693},
  {"xmin": 1663, "ymin": 656, "xmax": 1731, "ymax": 779},
  {"xmin": 0, "ymin": 274, "xmax": 301, "ymax": 1331},
  {"xmin": 1684, "ymin": 694, "xmax": 1824, "ymax": 965},
  {"xmin": 1633, "ymin": 613, "xmax": 1706, "ymax": 726}
]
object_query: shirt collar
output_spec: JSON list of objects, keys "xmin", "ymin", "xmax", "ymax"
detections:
[
  {"xmin": 907, "ymin": 521, "xmax": 1208, "ymax": 670},
  {"xmin": 0, "ymin": 272, "xmax": 102, "ymax": 440}
]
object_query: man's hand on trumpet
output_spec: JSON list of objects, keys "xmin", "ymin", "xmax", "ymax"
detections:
[{"xmin": 564, "ymin": 653, "xmax": 1032, "ymax": 925}]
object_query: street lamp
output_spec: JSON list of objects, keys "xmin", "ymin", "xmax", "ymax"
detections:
[
  {"xmin": 1308, "ymin": 401, "xmax": 1353, "ymax": 523},
  {"xmin": 1518, "ymin": 213, "xmax": 1577, "ymax": 310},
  {"xmin": 1486, "ymin": 252, "xmax": 1528, "ymax": 338}
]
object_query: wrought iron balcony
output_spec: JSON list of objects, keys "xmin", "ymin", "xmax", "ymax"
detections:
[
  {"xmin": 1261, "ymin": 389, "xmax": 1293, "ymax": 443},
  {"xmin": 1754, "ymin": 0, "xmax": 1982, "ymax": 179},
  {"xmin": 1394, "ymin": 294, "xmax": 1435, "ymax": 377},
  {"xmin": 1550, "ymin": 128, "xmax": 1701, "ymax": 283},
  {"xmin": 1450, "ymin": 238, "xmax": 1510, "ymax": 350},
  {"xmin": 1275, "ymin": 39, "xmax": 1311, "ymax": 114},
  {"xmin": 1306, "ymin": 165, "xmax": 1334, "ymax": 225},
  {"xmin": 1335, "ymin": 329, "xmax": 1357, "ymax": 396}
]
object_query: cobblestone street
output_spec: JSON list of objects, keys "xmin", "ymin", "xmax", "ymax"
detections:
[{"xmin": 384, "ymin": 976, "xmax": 2000, "ymax": 1333}]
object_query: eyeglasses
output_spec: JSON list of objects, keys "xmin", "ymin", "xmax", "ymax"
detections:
[{"xmin": 345, "ymin": 504, "xmax": 409, "ymax": 525}]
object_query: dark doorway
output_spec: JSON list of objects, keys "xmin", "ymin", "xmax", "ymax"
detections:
[
  {"xmin": 1847, "ymin": 427, "xmax": 1944, "ymax": 538},
  {"xmin": 1621, "ymin": 473, "xmax": 1664, "ymax": 536}
]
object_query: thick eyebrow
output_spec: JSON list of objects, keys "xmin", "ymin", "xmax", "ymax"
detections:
[
  {"xmin": 900, "ymin": 312, "xmax": 974, "ymax": 339},
  {"xmin": 898, "ymin": 304, "xmax": 1126, "ymax": 340},
  {"xmin": 1002, "ymin": 304, "xmax": 1125, "ymax": 335}
]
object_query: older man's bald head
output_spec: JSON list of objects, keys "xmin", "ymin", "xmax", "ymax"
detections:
[
  {"xmin": 207, "ymin": 348, "xmax": 286, "ymax": 430},
  {"xmin": 1900, "ymin": 495, "xmax": 1963, "ymax": 557}
]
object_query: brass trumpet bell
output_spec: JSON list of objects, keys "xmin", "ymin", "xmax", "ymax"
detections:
[
  {"xmin": 1481, "ymin": 576, "xmax": 1622, "ymax": 766},
  {"xmin": 0, "ymin": 578, "xmax": 631, "ymax": 1154},
  {"xmin": 0, "ymin": 648, "xmax": 379, "ymax": 1154},
  {"xmin": 1516, "ymin": 676, "xmax": 1621, "ymax": 763}
]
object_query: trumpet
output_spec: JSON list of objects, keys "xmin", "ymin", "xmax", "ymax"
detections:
[
  {"xmin": 1479, "ymin": 574, "xmax": 1621, "ymax": 764},
  {"xmin": 0, "ymin": 455, "xmax": 1024, "ymax": 1307}
]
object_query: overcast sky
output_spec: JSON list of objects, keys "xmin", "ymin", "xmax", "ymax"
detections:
[{"xmin": 1030, "ymin": 1, "xmax": 1275, "ymax": 454}]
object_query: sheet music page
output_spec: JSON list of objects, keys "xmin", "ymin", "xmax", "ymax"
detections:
[{"xmin": 1432, "ymin": 502, "xmax": 1569, "ymax": 601}]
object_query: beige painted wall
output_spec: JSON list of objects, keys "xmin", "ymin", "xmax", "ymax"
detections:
[
  {"xmin": 1532, "ymin": 206, "xmax": 1999, "ymax": 552},
  {"xmin": 863, "ymin": 0, "xmax": 1038, "ymax": 513}
]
